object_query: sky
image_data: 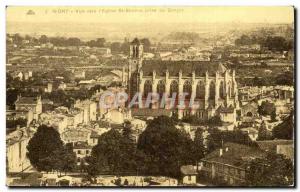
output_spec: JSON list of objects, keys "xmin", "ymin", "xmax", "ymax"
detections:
[{"xmin": 6, "ymin": 6, "xmax": 294, "ymax": 24}]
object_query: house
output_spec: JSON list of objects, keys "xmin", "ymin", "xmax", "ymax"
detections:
[
  {"xmin": 15, "ymin": 96, "xmax": 42, "ymax": 120},
  {"xmin": 39, "ymin": 112, "xmax": 68, "ymax": 134},
  {"xmin": 256, "ymin": 140, "xmax": 294, "ymax": 160},
  {"xmin": 72, "ymin": 142, "xmax": 92, "ymax": 165},
  {"xmin": 180, "ymin": 165, "xmax": 198, "ymax": 185},
  {"xmin": 74, "ymin": 99, "xmax": 97, "ymax": 123},
  {"xmin": 241, "ymin": 101, "xmax": 258, "ymax": 118},
  {"xmin": 61, "ymin": 127, "xmax": 91, "ymax": 144},
  {"xmin": 199, "ymin": 142, "xmax": 266, "ymax": 186},
  {"xmin": 6, "ymin": 109, "xmax": 34, "ymax": 127},
  {"xmin": 6, "ymin": 127, "xmax": 34, "ymax": 173},
  {"xmin": 217, "ymin": 106, "xmax": 236, "ymax": 124}
]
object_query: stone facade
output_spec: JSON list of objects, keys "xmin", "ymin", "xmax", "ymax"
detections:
[{"xmin": 127, "ymin": 39, "xmax": 239, "ymax": 120}]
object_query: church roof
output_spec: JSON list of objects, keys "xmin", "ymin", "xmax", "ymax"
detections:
[{"xmin": 141, "ymin": 60, "xmax": 228, "ymax": 76}]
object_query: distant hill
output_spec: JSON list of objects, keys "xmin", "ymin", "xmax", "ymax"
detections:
[{"xmin": 162, "ymin": 32, "xmax": 201, "ymax": 43}]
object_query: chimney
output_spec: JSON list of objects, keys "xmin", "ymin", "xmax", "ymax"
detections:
[{"xmin": 219, "ymin": 148, "xmax": 223, "ymax": 157}]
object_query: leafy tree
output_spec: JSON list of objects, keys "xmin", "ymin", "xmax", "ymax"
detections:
[
  {"xmin": 27, "ymin": 125, "xmax": 64, "ymax": 172},
  {"xmin": 258, "ymin": 101, "xmax": 276, "ymax": 116},
  {"xmin": 57, "ymin": 148, "xmax": 77, "ymax": 175},
  {"xmin": 275, "ymin": 71, "xmax": 294, "ymax": 86},
  {"xmin": 257, "ymin": 123, "xmax": 269, "ymax": 141},
  {"xmin": 272, "ymin": 112, "xmax": 294, "ymax": 140},
  {"xmin": 253, "ymin": 76, "xmax": 266, "ymax": 86},
  {"xmin": 207, "ymin": 116, "xmax": 222, "ymax": 126},
  {"xmin": 137, "ymin": 116, "xmax": 194, "ymax": 178},
  {"xmin": 87, "ymin": 129, "xmax": 137, "ymax": 176},
  {"xmin": 140, "ymin": 38, "xmax": 151, "ymax": 52},
  {"xmin": 182, "ymin": 114, "xmax": 204, "ymax": 125},
  {"xmin": 39, "ymin": 35, "xmax": 49, "ymax": 44},
  {"xmin": 110, "ymin": 42, "xmax": 122, "ymax": 54},
  {"xmin": 247, "ymin": 152, "xmax": 294, "ymax": 186},
  {"xmin": 193, "ymin": 128, "xmax": 205, "ymax": 161},
  {"xmin": 270, "ymin": 110, "xmax": 277, "ymax": 122}
]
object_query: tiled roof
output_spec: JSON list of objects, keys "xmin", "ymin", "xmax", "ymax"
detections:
[
  {"xmin": 202, "ymin": 142, "xmax": 266, "ymax": 169},
  {"xmin": 141, "ymin": 60, "xmax": 228, "ymax": 76},
  {"xmin": 15, "ymin": 97, "xmax": 38, "ymax": 105}
]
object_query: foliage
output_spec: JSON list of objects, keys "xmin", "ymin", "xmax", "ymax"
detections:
[
  {"xmin": 235, "ymin": 34, "xmax": 293, "ymax": 51},
  {"xmin": 247, "ymin": 152, "xmax": 294, "ymax": 186},
  {"xmin": 181, "ymin": 114, "xmax": 204, "ymax": 125},
  {"xmin": 137, "ymin": 116, "xmax": 194, "ymax": 178},
  {"xmin": 257, "ymin": 123, "xmax": 271, "ymax": 141},
  {"xmin": 193, "ymin": 128, "xmax": 205, "ymax": 160},
  {"xmin": 275, "ymin": 71, "xmax": 294, "ymax": 86},
  {"xmin": 258, "ymin": 101, "xmax": 276, "ymax": 116},
  {"xmin": 87, "ymin": 129, "xmax": 137, "ymax": 176},
  {"xmin": 272, "ymin": 112, "xmax": 294, "ymax": 140},
  {"xmin": 140, "ymin": 38, "xmax": 151, "ymax": 52},
  {"xmin": 207, "ymin": 116, "xmax": 223, "ymax": 126},
  {"xmin": 206, "ymin": 128, "xmax": 255, "ymax": 153},
  {"xmin": 27, "ymin": 125, "xmax": 76, "ymax": 173}
]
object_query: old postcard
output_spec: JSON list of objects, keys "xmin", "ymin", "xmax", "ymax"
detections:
[{"xmin": 6, "ymin": 6, "xmax": 295, "ymax": 187}]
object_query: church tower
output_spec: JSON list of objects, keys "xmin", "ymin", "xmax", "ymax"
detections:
[
  {"xmin": 129, "ymin": 38, "xmax": 143, "ymax": 76},
  {"xmin": 127, "ymin": 38, "xmax": 143, "ymax": 103}
]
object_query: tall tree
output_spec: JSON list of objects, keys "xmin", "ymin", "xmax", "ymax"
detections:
[
  {"xmin": 272, "ymin": 112, "xmax": 294, "ymax": 140},
  {"xmin": 137, "ymin": 116, "xmax": 194, "ymax": 178},
  {"xmin": 87, "ymin": 129, "xmax": 137, "ymax": 176},
  {"xmin": 193, "ymin": 128, "xmax": 205, "ymax": 162},
  {"xmin": 27, "ymin": 125, "xmax": 64, "ymax": 172},
  {"xmin": 247, "ymin": 152, "xmax": 294, "ymax": 186}
]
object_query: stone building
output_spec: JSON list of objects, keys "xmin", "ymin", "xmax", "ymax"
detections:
[
  {"xmin": 126, "ymin": 38, "xmax": 239, "ymax": 121},
  {"xmin": 15, "ymin": 96, "xmax": 42, "ymax": 120},
  {"xmin": 6, "ymin": 127, "xmax": 34, "ymax": 173}
]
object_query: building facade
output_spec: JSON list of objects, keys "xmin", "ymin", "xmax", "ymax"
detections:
[{"xmin": 127, "ymin": 38, "xmax": 239, "ymax": 120}]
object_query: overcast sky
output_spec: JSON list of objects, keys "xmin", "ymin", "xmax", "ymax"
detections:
[{"xmin": 6, "ymin": 6, "xmax": 294, "ymax": 24}]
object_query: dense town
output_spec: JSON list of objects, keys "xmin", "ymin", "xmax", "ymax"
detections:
[{"xmin": 6, "ymin": 22, "xmax": 294, "ymax": 186}]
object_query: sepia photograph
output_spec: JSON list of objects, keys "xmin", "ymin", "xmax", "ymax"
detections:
[{"xmin": 5, "ymin": 6, "xmax": 295, "ymax": 187}]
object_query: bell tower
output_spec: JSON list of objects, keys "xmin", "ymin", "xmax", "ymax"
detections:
[
  {"xmin": 127, "ymin": 38, "xmax": 143, "ymax": 104},
  {"xmin": 129, "ymin": 38, "xmax": 143, "ymax": 75}
]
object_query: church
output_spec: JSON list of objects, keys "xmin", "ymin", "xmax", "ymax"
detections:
[{"xmin": 126, "ymin": 38, "xmax": 239, "ymax": 123}]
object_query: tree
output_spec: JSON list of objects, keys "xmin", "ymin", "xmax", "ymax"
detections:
[
  {"xmin": 272, "ymin": 112, "xmax": 294, "ymax": 140},
  {"xmin": 270, "ymin": 110, "xmax": 277, "ymax": 122},
  {"xmin": 258, "ymin": 101, "xmax": 276, "ymax": 116},
  {"xmin": 247, "ymin": 152, "xmax": 294, "ymax": 186},
  {"xmin": 27, "ymin": 125, "xmax": 64, "ymax": 172},
  {"xmin": 57, "ymin": 148, "xmax": 77, "ymax": 175},
  {"xmin": 207, "ymin": 116, "xmax": 222, "ymax": 126},
  {"xmin": 137, "ymin": 116, "xmax": 194, "ymax": 178},
  {"xmin": 257, "ymin": 123, "xmax": 269, "ymax": 141},
  {"xmin": 39, "ymin": 35, "xmax": 49, "ymax": 44},
  {"xmin": 275, "ymin": 71, "xmax": 294, "ymax": 86},
  {"xmin": 140, "ymin": 38, "xmax": 151, "ymax": 52},
  {"xmin": 110, "ymin": 42, "xmax": 122, "ymax": 54},
  {"xmin": 193, "ymin": 128, "xmax": 205, "ymax": 161},
  {"xmin": 87, "ymin": 129, "xmax": 137, "ymax": 176}
]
